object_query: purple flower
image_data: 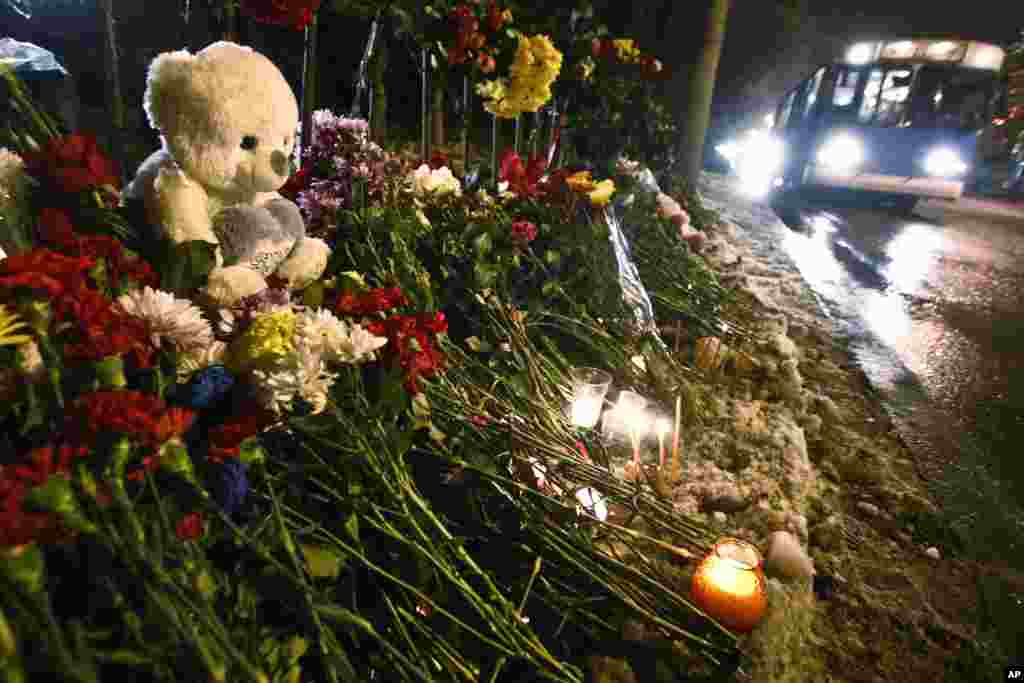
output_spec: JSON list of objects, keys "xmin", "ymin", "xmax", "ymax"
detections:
[{"xmin": 214, "ymin": 459, "xmax": 250, "ymax": 518}]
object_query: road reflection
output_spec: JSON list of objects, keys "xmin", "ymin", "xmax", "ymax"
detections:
[{"xmin": 774, "ymin": 203, "xmax": 955, "ymax": 391}]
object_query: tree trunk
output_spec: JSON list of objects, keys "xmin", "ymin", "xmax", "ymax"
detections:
[
  {"xmin": 679, "ymin": 0, "xmax": 731, "ymax": 183},
  {"xmin": 369, "ymin": 31, "xmax": 388, "ymax": 141},
  {"xmin": 431, "ymin": 81, "xmax": 445, "ymax": 151},
  {"xmin": 99, "ymin": 0, "xmax": 125, "ymax": 179}
]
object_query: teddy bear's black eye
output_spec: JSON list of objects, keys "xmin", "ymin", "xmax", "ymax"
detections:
[{"xmin": 240, "ymin": 136, "xmax": 258, "ymax": 150}]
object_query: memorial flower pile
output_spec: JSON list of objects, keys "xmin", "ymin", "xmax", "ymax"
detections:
[{"xmin": 0, "ymin": 25, "xmax": 743, "ymax": 681}]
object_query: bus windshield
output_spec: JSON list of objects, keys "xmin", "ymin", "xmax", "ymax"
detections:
[
  {"xmin": 837, "ymin": 63, "xmax": 997, "ymax": 130},
  {"xmin": 905, "ymin": 66, "xmax": 998, "ymax": 130}
]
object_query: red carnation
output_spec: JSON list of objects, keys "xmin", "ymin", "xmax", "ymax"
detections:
[
  {"xmin": 175, "ymin": 512, "xmax": 205, "ymax": 541},
  {"xmin": 334, "ymin": 286, "xmax": 408, "ymax": 317},
  {"xmin": 37, "ymin": 207, "xmax": 76, "ymax": 245},
  {"xmin": 240, "ymin": 0, "xmax": 322, "ymax": 31},
  {"xmin": 367, "ymin": 313, "xmax": 447, "ymax": 392},
  {"xmin": 280, "ymin": 164, "xmax": 312, "ymax": 203},
  {"xmin": 499, "ymin": 150, "xmax": 548, "ymax": 197},
  {"xmin": 22, "ymin": 133, "xmax": 120, "ymax": 195},
  {"xmin": 0, "ymin": 444, "xmax": 88, "ymax": 548},
  {"xmin": 70, "ymin": 390, "xmax": 166, "ymax": 444},
  {"xmin": 55, "ymin": 284, "xmax": 156, "ymax": 368},
  {"xmin": 511, "ymin": 220, "xmax": 537, "ymax": 245},
  {"xmin": 0, "ymin": 248, "xmax": 96, "ymax": 298},
  {"xmin": 206, "ymin": 395, "xmax": 278, "ymax": 463}
]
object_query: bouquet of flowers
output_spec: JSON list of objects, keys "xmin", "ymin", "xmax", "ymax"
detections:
[
  {"xmin": 281, "ymin": 111, "xmax": 404, "ymax": 234},
  {"xmin": 475, "ymin": 33, "xmax": 563, "ymax": 119}
]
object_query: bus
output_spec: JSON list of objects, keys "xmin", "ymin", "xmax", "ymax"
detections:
[{"xmin": 758, "ymin": 39, "xmax": 1008, "ymax": 211}]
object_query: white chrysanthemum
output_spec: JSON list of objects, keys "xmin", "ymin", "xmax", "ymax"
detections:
[
  {"xmin": 252, "ymin": 345, "xmax": 337, "ymax": 414},
  {"xmin": 340, "ymin": 323, "xmax": 389, "ymax": 364},
  {"xmin": 409, "ymin": 164, "xmax": 462, "ymax": 197},
  {"xmin": 117, "ymin": 286, "xmax": 214, "ymax": 352},
  {"xmin": 176, "ymin": 340, "xmax": 228, "ymax": 380},
  {"xmin": 296, "ymin": 308, "xmax": 388, "ymax": 365},
  {"xmin": 14, "ymin": 340, "xmax": 45, "ymax": 380},
  {"xmin": 0, "ymin": 148, "xmax": 25, "ymax": 197}
]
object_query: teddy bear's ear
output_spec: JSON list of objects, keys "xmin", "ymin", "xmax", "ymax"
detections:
[{"xmin": 143, "ymin": 49, "xmax": 195, "ymax": 133}]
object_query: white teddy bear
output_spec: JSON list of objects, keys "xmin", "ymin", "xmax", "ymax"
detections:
[{"xmin": 124, "ymin": 41, "xmax": 330, "ymax": 307}]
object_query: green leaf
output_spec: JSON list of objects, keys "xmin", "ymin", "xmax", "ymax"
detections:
[
  {"xmin": 473, "ymin": 262, "xmax": 499, "ymax": 289},
  {"xmin": 544, "ymin": 249, "xmax": 561, "ymax": 266},
  {"xmin": 344, "ymin": 513, "xmax": 360, "ymax": 544},
  {"xmin": 300, "ymin": 544, "xmax": 344, "ymax": 580},
  {"xmin": 472, "ymin": 231, "xmax": 493, "ymax": 257},
  {"xmin": 239, "ymin": 438, "xmax": 267, "ymax": 466},
  {"xmin": 158, "ymin": 240, "xmax": 218, "ymax": 294},
  {"xmin": 0, "ymin": 544, "xmax": 45, "ymax": 595}
]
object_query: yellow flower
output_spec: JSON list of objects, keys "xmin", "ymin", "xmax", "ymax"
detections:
[
  {"xmin": 612, "ymin": 39, "xmax": 642, "ymax": 63},
  {"xmin": 588, "ymin": 179, "xmax": 616, "ymax": 207},
  {"xmin": 577, "ymin": 56, "xmax": 595, "ymax": 81},
  {"xmin": 565, "ymin": 171, "xmax": 596, "ymax": 193},
  {"xmin": 228, "ymin": 310, "xmax": 297, "ymax": 372},
  {"xmin": 480, "ymin": 35, "xmax": 563, "ymax": 119},
  {"xmin": 0, "ymin": 305, "xmax": 31, "ymax": 347}
]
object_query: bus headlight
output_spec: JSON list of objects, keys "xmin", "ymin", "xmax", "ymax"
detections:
[
  {"xmin": 735, "ymin": 132, "xmax": 784, "ymax": 197},
  {"xmin": 923, "ymin": 147, "xmax": 968, "ymax": 177},
  {"xmin": 816, "ymin": 134, "xmax": 864, "ymax": 173},
  {"xmin": 738, "ymin": 132, "xmax": 785, "ymax": 176}
]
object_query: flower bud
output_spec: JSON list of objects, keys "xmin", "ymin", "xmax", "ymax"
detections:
[
  {"xmin": 0, "ymin": 607, "xmax": 17, "ymax": 658},
  {"xmin": 477, "ymin": 53, "xmax": 496, "ymax": 74},
  {"xmin": 92, "ymin": 355, "xmax": 127, "ymax": 389}
]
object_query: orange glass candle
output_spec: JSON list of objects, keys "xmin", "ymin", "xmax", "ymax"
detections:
[{"xmin": 691, "ymin": 538, "xmax": 768, "ymax": 633}]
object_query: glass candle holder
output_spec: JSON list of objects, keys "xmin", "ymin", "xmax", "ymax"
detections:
[
  {"xmin": 567, "ymin": 367, "xmax": 612, "ymax": 428},
  {"xmin": 691, "ymin": 538, "xmax": 768, "ymax": 633}
]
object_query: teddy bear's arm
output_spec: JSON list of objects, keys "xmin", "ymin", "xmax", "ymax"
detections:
[
  {"xmin": 273, "ymin": 236, "xmax": 331, "ymax": 290},
  {"xmin": 153, "ymin": 165, "xmax": 220, "ymax": 247}
]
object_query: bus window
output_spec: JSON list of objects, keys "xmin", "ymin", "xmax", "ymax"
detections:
[
  {"xmin": 908, "ymin": 65, "xmax": 999, "ymax": 130},
  {"xmin": 875, "ymin": 69, "xmax": 913, "ymax": 126},
  {"xmin": 804, "ymin": 68, "xmax": 826, "ymax": 118},
  {"xmin": 832, "ymin": 67, "xmax": 861, "ymax": 110},
  {"xmin": 859, "ymin": 69, "xmax": 883, "ymax": 122},
  {"xmin": 778, "ymin": 90, "xmax": 797, "ymax": 128}
]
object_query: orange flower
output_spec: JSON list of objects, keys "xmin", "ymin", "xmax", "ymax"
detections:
[{"xmin": 565, "ymin": 171, "xmax": 596, "ymax": 193}]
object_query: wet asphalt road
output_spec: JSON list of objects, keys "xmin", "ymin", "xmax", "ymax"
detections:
[{"xmin": 701, "ymin": 174, "xmax": 1024, "ymax": 560}]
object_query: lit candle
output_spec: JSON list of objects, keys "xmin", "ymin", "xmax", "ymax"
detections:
[
  {"xmin": 570, "ymin": 397, "xmax": 603, "ymax": 428},
  {"xmin": 567, "ymin": 367, "xmax": 612, "ymax": 429},
  {"xmin": 671, "ymin": 395, "xmax": 681, "ymax": 469},
  {"xmin": 655, "ymin": 417, "xmax": 671, "ymax": 468},
  {"xmin": 691, "ymin": 538, "xmax": 768, "ymax": 633}
]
